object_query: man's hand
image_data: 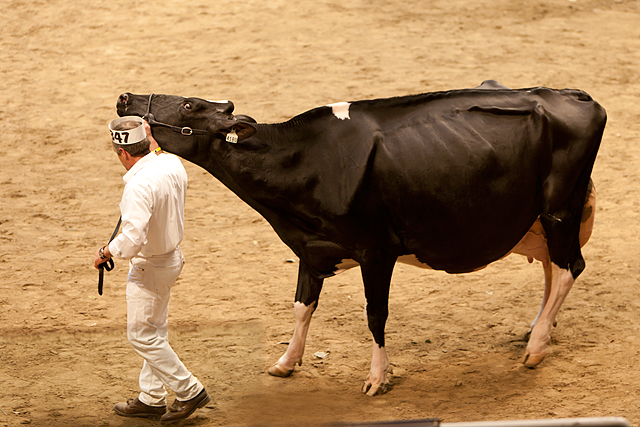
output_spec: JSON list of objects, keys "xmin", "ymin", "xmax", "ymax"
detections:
[{"xmin": 94, "ymin": 245, "xmax": 112, "ymax": 269}]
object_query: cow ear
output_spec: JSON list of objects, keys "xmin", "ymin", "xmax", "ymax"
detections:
[
  {"xmin": 234, "ymin": 122, "xmax": 257, "ymax": 140},
  {"xmin": 218, "ymin": 121, "xmax": 257, "ymax": 142}
]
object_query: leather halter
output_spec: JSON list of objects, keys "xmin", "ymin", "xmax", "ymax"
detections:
[{"xmin": 142, "ymin": 93, "xmax": 211, "ymax": 136}]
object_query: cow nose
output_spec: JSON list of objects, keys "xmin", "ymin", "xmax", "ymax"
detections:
[{"xmin": 118, "ymin": 93, "xmax": 129, "ymax": 105}]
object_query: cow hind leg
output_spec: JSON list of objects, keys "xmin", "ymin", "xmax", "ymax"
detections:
[
  {"xmin": 269, "ymin": 262, "xmax": 323, "ymax": 377},
  {"xmin": 527, "ymin": 181, "xmax": 595, "ymax": 336},
  {"xmin": 528, "ymin": 260, "xmax": 553, "ymax": 335},
  {"xmin": 523, "ymin": 262, "xmax": 574, "ymax": 367},
  {"xmin": 360, "ymin": 250, "xmax": 396, "ymax": 396},
  {"xmin": 523, "ymin": 177, "xmax": 593, "ymax": 367}
]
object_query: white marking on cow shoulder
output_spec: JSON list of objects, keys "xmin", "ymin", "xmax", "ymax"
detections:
[{"xmin": 327, "ymin": 102, "xmax": 351, "ymax": 120}]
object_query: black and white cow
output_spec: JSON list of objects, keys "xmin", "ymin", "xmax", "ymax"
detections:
[{"xmin": 115, "ymin": 81, "xmax": 606, "ymax": 396}]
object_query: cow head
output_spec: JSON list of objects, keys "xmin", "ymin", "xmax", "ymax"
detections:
[{"xmin": 115, "ymin": 93, "xmax": 257, "ymax": 157}]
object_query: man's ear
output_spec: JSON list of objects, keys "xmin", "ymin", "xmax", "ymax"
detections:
[{"xmin": 119, "ymin": 147, "xmax": 133, "ymax": 161}]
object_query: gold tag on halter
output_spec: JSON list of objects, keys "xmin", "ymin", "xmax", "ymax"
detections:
[{"xmin": 226, "ymin": 129, "xmax": 238, "ymax": 144}]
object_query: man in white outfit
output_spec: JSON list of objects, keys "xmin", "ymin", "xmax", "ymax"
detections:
[{"xmin": 94, "ymin": 116, "xmax": 209, "ymax": 422}]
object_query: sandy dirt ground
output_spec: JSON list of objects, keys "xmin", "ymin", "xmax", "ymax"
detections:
[{"xmin": 1, "ymin": 0, "xmax": 640, "ymax": 426}]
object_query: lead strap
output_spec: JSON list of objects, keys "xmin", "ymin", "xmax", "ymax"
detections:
[{"xmin": 98, "ymin": 217, "xmax": 122, "ymax": 296}]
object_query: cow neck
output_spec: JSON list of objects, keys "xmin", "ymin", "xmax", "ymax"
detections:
[
  {"xmin": 190, "ymin": 130, "xmax": 313, "ymax": 252},
  {"xmin": 179, "ymin": 132, "xmax": 276, "ymax": 217},
  {"xmin": 209, "ymin": 125, "xmax": 306, "ymax": 210}
]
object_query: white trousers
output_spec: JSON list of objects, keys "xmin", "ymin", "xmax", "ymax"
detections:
[{"xmin": 126, "ymin": 247, "xmax": 203, "ymax": 407}]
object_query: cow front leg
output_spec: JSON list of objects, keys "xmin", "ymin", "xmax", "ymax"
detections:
[
  {"xmin": 269, "ymin": 262, "xmax": 323, "ymax": 378},
  {"xmin": 523, "ymin": 262, "xmax": 574, "ymax": 367},
  {"xmin": 269, "ymin": 301, "xmax": 316, "ymax": 376},
  {"xmin": 360, "ymin": 251, "xmax": 396, "ymax": 396}
]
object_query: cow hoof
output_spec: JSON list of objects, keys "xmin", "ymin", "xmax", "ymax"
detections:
[
  {"xmin": 362, "ymin": 381, "xmax": 389, "ymax": 397},
  {"xmin": 522, "ymin": 351, "xmax": 546, "ymax": 368},
  {"xmin": 268, "ymin": 360, "xmax": 301, "ymax": 378}
]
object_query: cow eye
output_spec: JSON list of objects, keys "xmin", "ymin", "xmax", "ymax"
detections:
[{"xmin": 183, "ymin": 103, "xmax": 192, "ymax": 111}]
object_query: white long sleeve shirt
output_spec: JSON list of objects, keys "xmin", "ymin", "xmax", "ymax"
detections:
[{"xmin": 108, "ymin": 151, "xmax": 188, "ymax": 260}]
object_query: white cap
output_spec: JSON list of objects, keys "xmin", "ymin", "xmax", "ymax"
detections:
[{"xmin": 108, "ymin": 116, "xmax": 147, "ymax": 145}]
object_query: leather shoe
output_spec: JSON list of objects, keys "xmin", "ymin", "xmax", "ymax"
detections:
[
  {"xmin": 160, "ymin": 388, "xmax": 210, "ymax": 423},
  {"xmin": 113, "ymin": 397, "xmax": 166, "ymax": 419}
]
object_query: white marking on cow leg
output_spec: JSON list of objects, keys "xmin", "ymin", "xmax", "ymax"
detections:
[
  {"xmin": 327, "ymin": 102, "xmax": 351, "ymax": 120},
  {"xmin": 523, "ymin": 262, "xmax": 574, "ymax": 368},
  {"xmin": 268, "ymin": 301, "xmax": 316, "ymax": 377},
  {"xmin": 530, "ymin": 260, "xmax": 553, "ymax": 332},
  {"xmin": 361, "ymin": 343, "xmax": 390, "ymax": 396}
]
